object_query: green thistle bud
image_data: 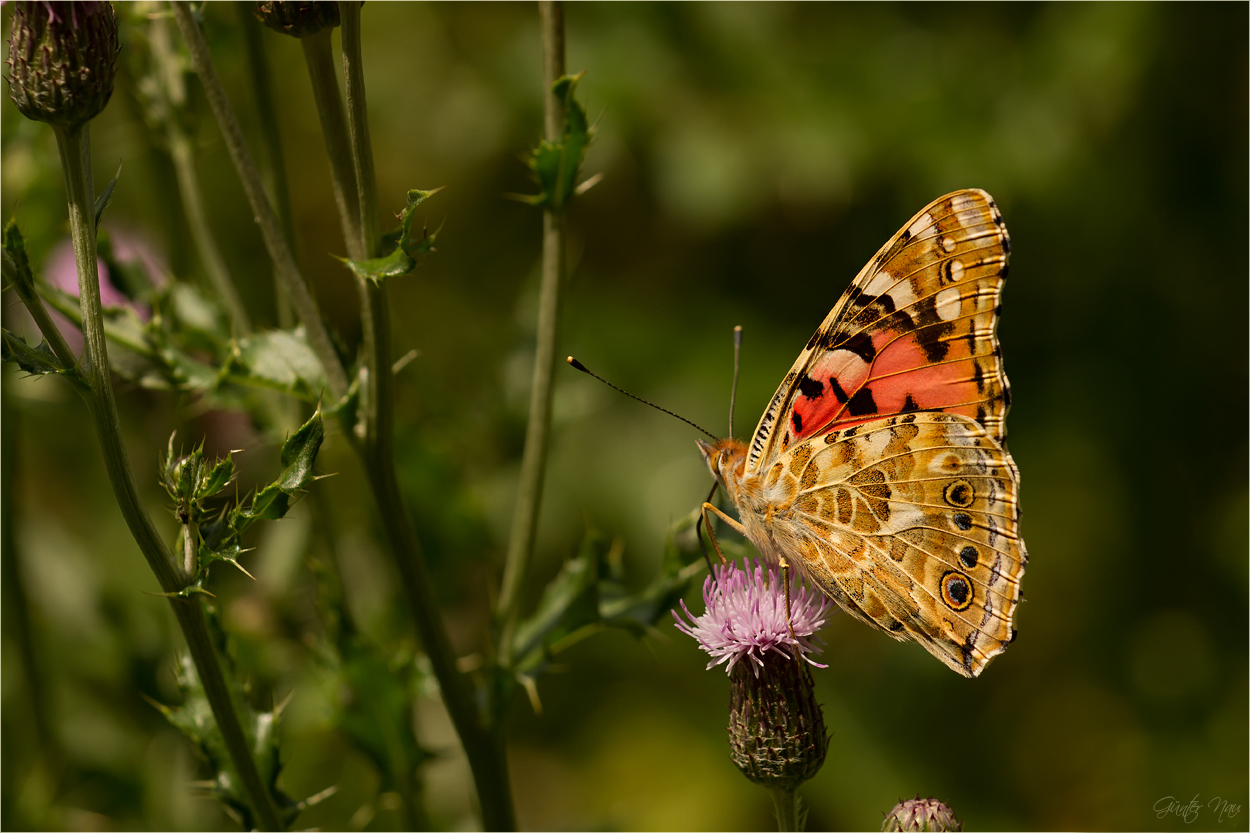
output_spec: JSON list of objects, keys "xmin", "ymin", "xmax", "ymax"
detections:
[
  {"xmin": 5, "ymin": 1, "xmax": 119, "ymax": 129},
  {"xmin": 882, "ymin": 796, "xmax": 964, "ymax": 832},
  {"xmin": 728, "ymin": 650, "xmax": 829, "ymax": 790},
  {"xmin": 251, "ymin": 2, "xmax": 340, "ymax": 38}
]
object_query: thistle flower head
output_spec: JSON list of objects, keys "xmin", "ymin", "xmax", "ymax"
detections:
[
  {"xmin": 675, "ymin": 558, "xmax": 833, "ymax": 791},
  {"xmin": 882, "ymin": 796, "xmax": 964, "ymax": 832},
  {"xmin": 6, "ymin": 1, "xmax": 119, "ymax": 129},
  {"xmin": 673, "ymin": 558, "xmax": 834, "ymax": 675}
]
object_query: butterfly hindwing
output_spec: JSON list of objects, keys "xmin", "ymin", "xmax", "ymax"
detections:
[
  {"xmin": 774, "ymin": 412, "xmax": 1025, "ymax": 677},
  {"xmin": 748, "ymin": 189, "xmax": 1012, "ymax": 473}
]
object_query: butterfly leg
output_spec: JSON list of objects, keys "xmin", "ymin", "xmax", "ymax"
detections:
[
  {"xmin": 778, "ymin": 557, "xmax": 797, "ymax": 643},
  {"xmin": 700, "ymin": 502, "xmax": 746, "ymax": 566}
]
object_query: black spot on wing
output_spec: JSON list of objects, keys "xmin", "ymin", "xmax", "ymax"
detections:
[
  {"xmin": 847, "ymin": 387, "xmax": 877, "ymax": 417},
  {"xmin": 915, "ymin": 318, "xmax": 953, "ymax": 362},
  {"xmin": 839, "ymin": 331, "xmax": 877, "ymax": 362},
  {"xmin": 901, "ymin": 393, "xmax": 921, "ymax": 413},
  {"xmin": 828, "ymin": 376, "xmax": 849, "ymax": 404},
  {"xmin": 797, "ymin": 376, "xmax": 824, "ymax": 399},
  {"xmin": 791, "ymin": 412, "xmax": 803, "ymax": 434}
]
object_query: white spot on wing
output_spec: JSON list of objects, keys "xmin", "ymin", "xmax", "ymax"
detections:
[
  {"xmin": 864, "ymin": 270, "xmax": 895, "ymax": 297},
  {"xmin": 887, "ymin": 280, "xmax": 917, "ymax": 308},
  {"xmin": 909, "ymin": 213, "xmax": 935, "ymax": 238},
  {"xmin": 935, "ymin": 286, "xmax": 962, "ymax": 321}
]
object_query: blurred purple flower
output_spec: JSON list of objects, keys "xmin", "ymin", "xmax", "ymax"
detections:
[
  {"xmin": 39, "ymin": 228, "xmax": 166, "ymax": 351},
  {"xmin": 673, "ymin": 558, "xmax": 834, "ymax": 676},
  {"xmin": 45, "ymin": 229, "xmax": 165, "ymax": 314}
]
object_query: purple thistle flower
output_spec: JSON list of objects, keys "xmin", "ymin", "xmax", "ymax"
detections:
[
  {"xmin": 675, "ymin": 558, "xmax": 834, "ymax": 796},
  {"xmin": 673, "ymin": 558, "xmax": 834, "ymax": 675}
]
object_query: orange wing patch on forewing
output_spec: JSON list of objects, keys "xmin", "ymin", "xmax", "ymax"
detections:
[{"xmin": 747, "ymin": 189, "xmax": 1012, "ymax": 475}]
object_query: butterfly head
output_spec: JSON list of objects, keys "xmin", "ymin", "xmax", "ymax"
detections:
[{"xmin": 697, "ymin": 437, "xmax": 749, "ymax": 493}]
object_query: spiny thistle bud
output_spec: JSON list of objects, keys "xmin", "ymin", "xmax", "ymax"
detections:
[
  {"xmin": 882, "ymin": 796, "xmax": 964, "ymax": 832},
  {"xmin": 675, "ymin": 559, "xmax": 834, "ymax": 790},
  {"xmin": 6, "ymin": 1, "xmax": 119, "ymax": 129},
  {"xmin": 251, "ymin": 2, "xmax": 340, "ymax": 38}
]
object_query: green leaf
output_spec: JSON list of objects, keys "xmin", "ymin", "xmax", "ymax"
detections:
[
  {"xmin": 197, "ymin": 456, "xmax": 235, "ymax": 500},
  {"xmin": 341, "ymin": 188, "xmax": 441, "ymax": 284},
  {"xmin": 328, "ymin": 638, "xmax": 434, "ymax": 794},
  {"xmin": 1, "ymin": 329, "xmax": 68, "ymax": 376},
  {"xmin": 336, "ymin": 246, "xmax": 417, "ymax": 283},
  {"xmin": 3, "ymin": 221, "xmax": 36, "ymax": 299},
  {"xmin": 93, "ymin": 163, "xmax": 122, "ymax": 231},
  {"xmin": 230, "ymin": 411, "xmax": 323, "ymax": 536},
  {"xmin": 226, "ymin": 328, "xmax": 327, "ymax": 400},
  {"xmin": 175, "ymin": 445, "xmax": 206, "ymax": 503},
  {"xmin": 235, "ymin": 483, "xmax": 290, "ymax": 532},
  {"xmin": 511, "ymin": 532, "xmax": 606, "ymax": 674},
  {"xmin": 523, "ymin": 73, "xmax": 593, "ymax": 211},
  {"xmin": 276, "ymin": 409, "xmax": 324, "ymax": 492}
]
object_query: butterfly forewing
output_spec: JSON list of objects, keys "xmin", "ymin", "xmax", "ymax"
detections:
[{"xmin": 747, "ymin": 189, "xmax": 1012, "ymax": 475}]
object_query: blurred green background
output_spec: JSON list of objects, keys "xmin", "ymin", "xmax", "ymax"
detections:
[{"xmin": 3, "ymin": 3, "xmax": 1247, "ymax": 830}]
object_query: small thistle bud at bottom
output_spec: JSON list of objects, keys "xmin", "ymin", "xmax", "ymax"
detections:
[
  {"xmin": 5, "ymin": 1, "xmax": 119, "ymax": 129},
  {"xmin": 882, "ymin": 796, "xmax": 964, "ymax": 832},
  {"xmin": 728, "ymin": 651, "xmax": 829, "ymax": 790},
  {"xmin": 252, "ymin": 2, "xmax": 341, "ymax": 38}
]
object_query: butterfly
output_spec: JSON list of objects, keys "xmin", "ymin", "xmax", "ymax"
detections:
[{"xmin": 699, "ymin": 189, "xmax": 1025, "ymax": 678}]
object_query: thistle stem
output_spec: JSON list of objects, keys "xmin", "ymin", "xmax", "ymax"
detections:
[
  {"xmin": 147, "ymin": 8, "xmax": 252, "ymax": 333},
  {"xmin": 335, "ymin": 4, "xmax": 516, "ymax": 828},
  {"xmin": 51, "ymin": 122, "xmax": 285, "ymax": 833},
  {"xmin": 498, "ymin": 0, "xmax": 566, "ymax": 666},
  {"xmin": 168, "ymin": 128, "xmax": 252, "ymax": 333},
  {"xmin": 300, "ymin": 26, "xmax": 363, "ymax": 261},
  {"xmin": 770, "ymin": 786, "xmax": 801, "ymax": 832},
  {"xmin": 171, "ymin": 1, "xmax": 348, "ymax": 400},
  {"xmin": 236, "ymin": 4, "xmax": 298, "ymax": 271}
]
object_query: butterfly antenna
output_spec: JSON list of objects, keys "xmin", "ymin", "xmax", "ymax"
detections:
[
  {"xmin": 729, "ymin": 325, "xmax": 742, "ymax": 437},
  {"xmin": 566, "ymin": 357, "xmax": 718, "ymax": 439}
]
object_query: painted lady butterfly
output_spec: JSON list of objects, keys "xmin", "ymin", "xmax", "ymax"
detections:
[{"xmin": 699, "ymin": 189, "xmax": 1025, "ymax": 677}]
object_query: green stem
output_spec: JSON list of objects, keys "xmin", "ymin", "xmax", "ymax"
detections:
[
  {"xmin": 147, "ymin": 8, "xmax": 252, "ymax": 333},
  {"xmin": 337, "ymin": 3, "xmax": 380, "ymax": 258},
  {"xmin": 300, "ymin": 27, "xmax": 363, "ymax": 262},
  {"xmin": 335, "ymin": 5, "xmax": 516, "ymax": 828},
  {"xmin": 51, "ymin": 122, "xmax": 285, "ymax": 833},
  {"xmin": 171, "ymin": 1, "xmax": 348, "ymax": 400},
  {"xmin": 168, "ymin": 128, "xmax": 252, "ymax": 333},
  {"xmin": 770, "ymin": 786, "xmax": 801, "ymax": 832},
  {"xmin": 236, "ymin": 4, "xmax": 298, "ymax": 300},
  {"xmin": 8, "ymin": 282, "xmax": 82, "ymax": 381},
  {"xmin": 498, "ymin": 0, "xmax": 567, "ymax": 667}
]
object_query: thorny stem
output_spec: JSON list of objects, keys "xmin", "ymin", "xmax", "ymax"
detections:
[
  {"xmin": 335, "ymin": 4, "xmax": 516, "ymax": 828},
  {"xmin": 171, "ymin": 1, "xmax": 348, "ymax": 400},
  {"xmin": 498, "ymin": 0, "xmax": 567, "ymax": 668},
  {"xmin": 50, "ymin": 122, "xmax": 285, "ymax": 832}
]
